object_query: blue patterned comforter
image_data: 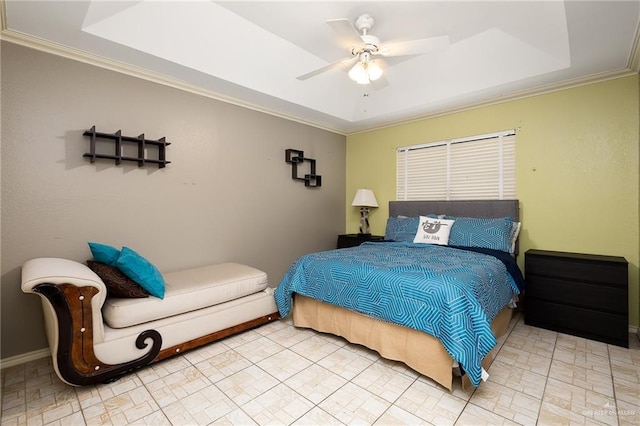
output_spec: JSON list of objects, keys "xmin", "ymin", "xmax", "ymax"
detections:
[{"xmin": 274, "ymin": 242, "xmax": 521, "ymax": 386}]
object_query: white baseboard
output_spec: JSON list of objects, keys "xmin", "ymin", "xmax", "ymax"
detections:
[{"xmin": 0, "ymin": 348, "xmax": 50, "ymax": 370}]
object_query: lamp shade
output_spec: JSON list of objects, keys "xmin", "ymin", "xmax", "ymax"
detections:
[{"xmin": 351, "ymin": 189, "xmax": 378, "ymax": 207}]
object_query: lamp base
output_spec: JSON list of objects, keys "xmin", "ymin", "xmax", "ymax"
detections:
[{"xmin": 359, "ymin": 207, "xmax": 371, "ymax": 235}]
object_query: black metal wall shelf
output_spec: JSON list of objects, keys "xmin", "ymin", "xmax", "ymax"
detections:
[
  {"xmin": 285, "ymin": 149, "xmax": 321, "ymax": 187},
  {"xmin": 83, "ymin": 126, "xmax": 171, "ymax": 169}
]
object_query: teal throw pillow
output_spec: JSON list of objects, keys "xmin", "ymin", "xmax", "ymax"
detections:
[
  {"xmin": 114, "ymin": 247, "xmax": 165, "ymax": 299},
  {"xmin": 385, "ymin": 216, "xmax": 420, "ymax": 242},
  {"xmin": 384, "ymin": 214, "xmax": 437, "ymax": 242},
  {"xmin": 446, "ymin": 216, "xmax": 514, "ymax": 253},
  {"xmin": 88, "ymin": 242, "xmax": 121, "ymax": 266}
]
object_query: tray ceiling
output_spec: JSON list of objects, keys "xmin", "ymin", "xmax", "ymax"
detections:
[{"xmin": 2, "ymin": 1, "xmax": 639, "ymax": 134}]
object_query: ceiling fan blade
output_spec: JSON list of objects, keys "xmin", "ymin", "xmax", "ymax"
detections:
[
  {"xmin": 297, "ymin": 56, "xmax": 357, "ymax": 81},
  {"xmin": 327, "ymin": 18, "xmax": 363, "ymax": 48},
  {"xmin": 378, "ymin": 35, "xmax": 449, "ymax": 57}
]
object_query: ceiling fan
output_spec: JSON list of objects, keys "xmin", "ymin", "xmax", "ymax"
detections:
[{"xmin": 297, "ymin": 13, "xmax": 449, "ymax": 85}]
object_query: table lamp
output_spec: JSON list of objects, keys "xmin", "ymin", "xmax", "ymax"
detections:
[{"xmin": 351, "ymin": 189, "xmax": 378, "ymax": 235}]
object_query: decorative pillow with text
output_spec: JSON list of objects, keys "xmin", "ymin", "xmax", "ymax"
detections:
[{"xmin": 413, "ymin": 216, "xmax": 455, "ymax": 245}]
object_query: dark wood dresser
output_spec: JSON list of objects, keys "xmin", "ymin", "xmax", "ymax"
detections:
[{"xmin": 525, "ymin": 249, "xmax": 628, "ymax": 347}]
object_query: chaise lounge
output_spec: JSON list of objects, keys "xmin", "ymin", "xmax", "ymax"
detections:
[{"xmin": 21, "ymin": 257, "xmax": 279, "ymax": 386}]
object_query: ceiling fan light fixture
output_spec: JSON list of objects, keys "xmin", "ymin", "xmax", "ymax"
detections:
[
  {"xmin": 367, "ymin": 61, "xmax": 383, "ymax": 81},
  {"xmin": 348, "ymin": 54, "xmax": 382, "ymax": 85},
  {"xmin": 349, "ymin": 61, "xmax": 369, "ymax": 84}
]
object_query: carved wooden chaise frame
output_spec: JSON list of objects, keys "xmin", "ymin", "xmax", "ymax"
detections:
[{"xmin": 22, "ymin": 259, "xmax": 279, "ymax": 386}]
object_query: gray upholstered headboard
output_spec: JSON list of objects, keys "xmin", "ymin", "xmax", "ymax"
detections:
[
  {"xmin": 389, "ymin": 200, "xmax": 519, "ymax": 221},
  {"xmin": 388, "ymin": 200, "xmax": 520, "ymax": 254}
]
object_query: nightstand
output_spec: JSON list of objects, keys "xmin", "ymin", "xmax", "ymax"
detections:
[
  {"xmin": 524, "ymin": 249, "xmax": 628, "ymax": 347},
  {"xmin": 337, "ymin": 234, "xmax": 385, "ymax": 249}
]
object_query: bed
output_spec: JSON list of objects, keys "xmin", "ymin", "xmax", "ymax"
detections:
[{"xmin": 275, "ymin": 200, "xmax": 523, "ymax": 390}]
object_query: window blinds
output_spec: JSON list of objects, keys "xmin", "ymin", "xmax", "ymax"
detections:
[{"xmin": 397, "ymin": 131, "xmax": 516, "ymax": 201}]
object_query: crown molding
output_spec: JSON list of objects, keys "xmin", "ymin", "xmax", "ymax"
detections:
[
  {"xmin": 0, "ymin": 26, "xmax": 347, "ymax": 136},
  {"xmin": 347, "ymin": 67, "xmax": 638, "ymax": 136},
  {"xmin": 1, "ymin": 0, "xmax": 638, "ymax": 138}
]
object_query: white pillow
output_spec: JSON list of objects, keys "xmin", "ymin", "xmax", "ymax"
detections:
[
  {"xmin": 413, "ymin": 216, "xmax": 455, "ymax": 245},
  {"xmin": 509, "ymin": 221, "xmax": 522, "ymax": 254}
]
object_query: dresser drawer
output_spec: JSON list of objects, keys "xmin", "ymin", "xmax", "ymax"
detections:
[
  {"xmin": 526, "ymin": 299, "xmax": 628, "ymax": 347},
  {"xmin": 526, "ymin": 254, "xmax": 627, "ymax": 287},
  {"xmin": 526, "ymin": 276, "xmax": 627, "ymax": 314}
]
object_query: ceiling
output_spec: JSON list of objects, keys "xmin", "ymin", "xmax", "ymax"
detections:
[{"xmin": 2, "ymin": 1, "xmax": 639, "ymax": 135}]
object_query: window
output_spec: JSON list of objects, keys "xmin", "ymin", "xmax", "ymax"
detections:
[{"xmin": 396, "ymin": 130, "xmax": 516, "ymax": 200}]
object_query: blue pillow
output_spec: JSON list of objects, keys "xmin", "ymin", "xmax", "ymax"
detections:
[
  {"xmin": 88, "ymin": 242, "xmax": 120, "ymax": 266},
  {"xmin": 446, "ymin": 216, "xmax": 514, "ymax": 253},
  {"xmin": 114, "ymin": 247, "xmax": 165, "ymax": 299},
  {"xmin": 385, "ymin": 216, "xmax": 419, "ymax": 242},
  {"xmin": 385, "ymin": 215, "xmax": 437, "ymax": 242}
]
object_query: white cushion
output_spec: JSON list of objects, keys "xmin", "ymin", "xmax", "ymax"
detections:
[
  {"xmin": 95, "ymin": 290, "xmax": 277, "ymax": 364},
  {"xmin": 102, "ymin": 263, "xmax": 268, "ymax": 328}
]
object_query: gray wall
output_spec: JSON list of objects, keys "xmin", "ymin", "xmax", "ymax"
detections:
[{"xmin": 0, "ymin": 42, "xmax": 346, "ymax": 359}]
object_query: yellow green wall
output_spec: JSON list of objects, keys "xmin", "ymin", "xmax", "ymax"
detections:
[{"xmin": 346, "ymin": 75, "xmax": 640, "ymax": 328}]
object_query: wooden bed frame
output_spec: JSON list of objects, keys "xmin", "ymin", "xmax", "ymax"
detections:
[{"xmin": 292, "ymin": 199, "xmax": 520, "ymax": 391}]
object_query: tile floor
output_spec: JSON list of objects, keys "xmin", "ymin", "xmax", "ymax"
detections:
[{"xmin": 1, "ymin": 313, "xmax": 639, "ymax": 425}]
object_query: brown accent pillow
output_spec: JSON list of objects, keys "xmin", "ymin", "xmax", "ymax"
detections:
[{"xmin": 86, "ymin": 260, "xmax": 149, "ymax": 298}]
